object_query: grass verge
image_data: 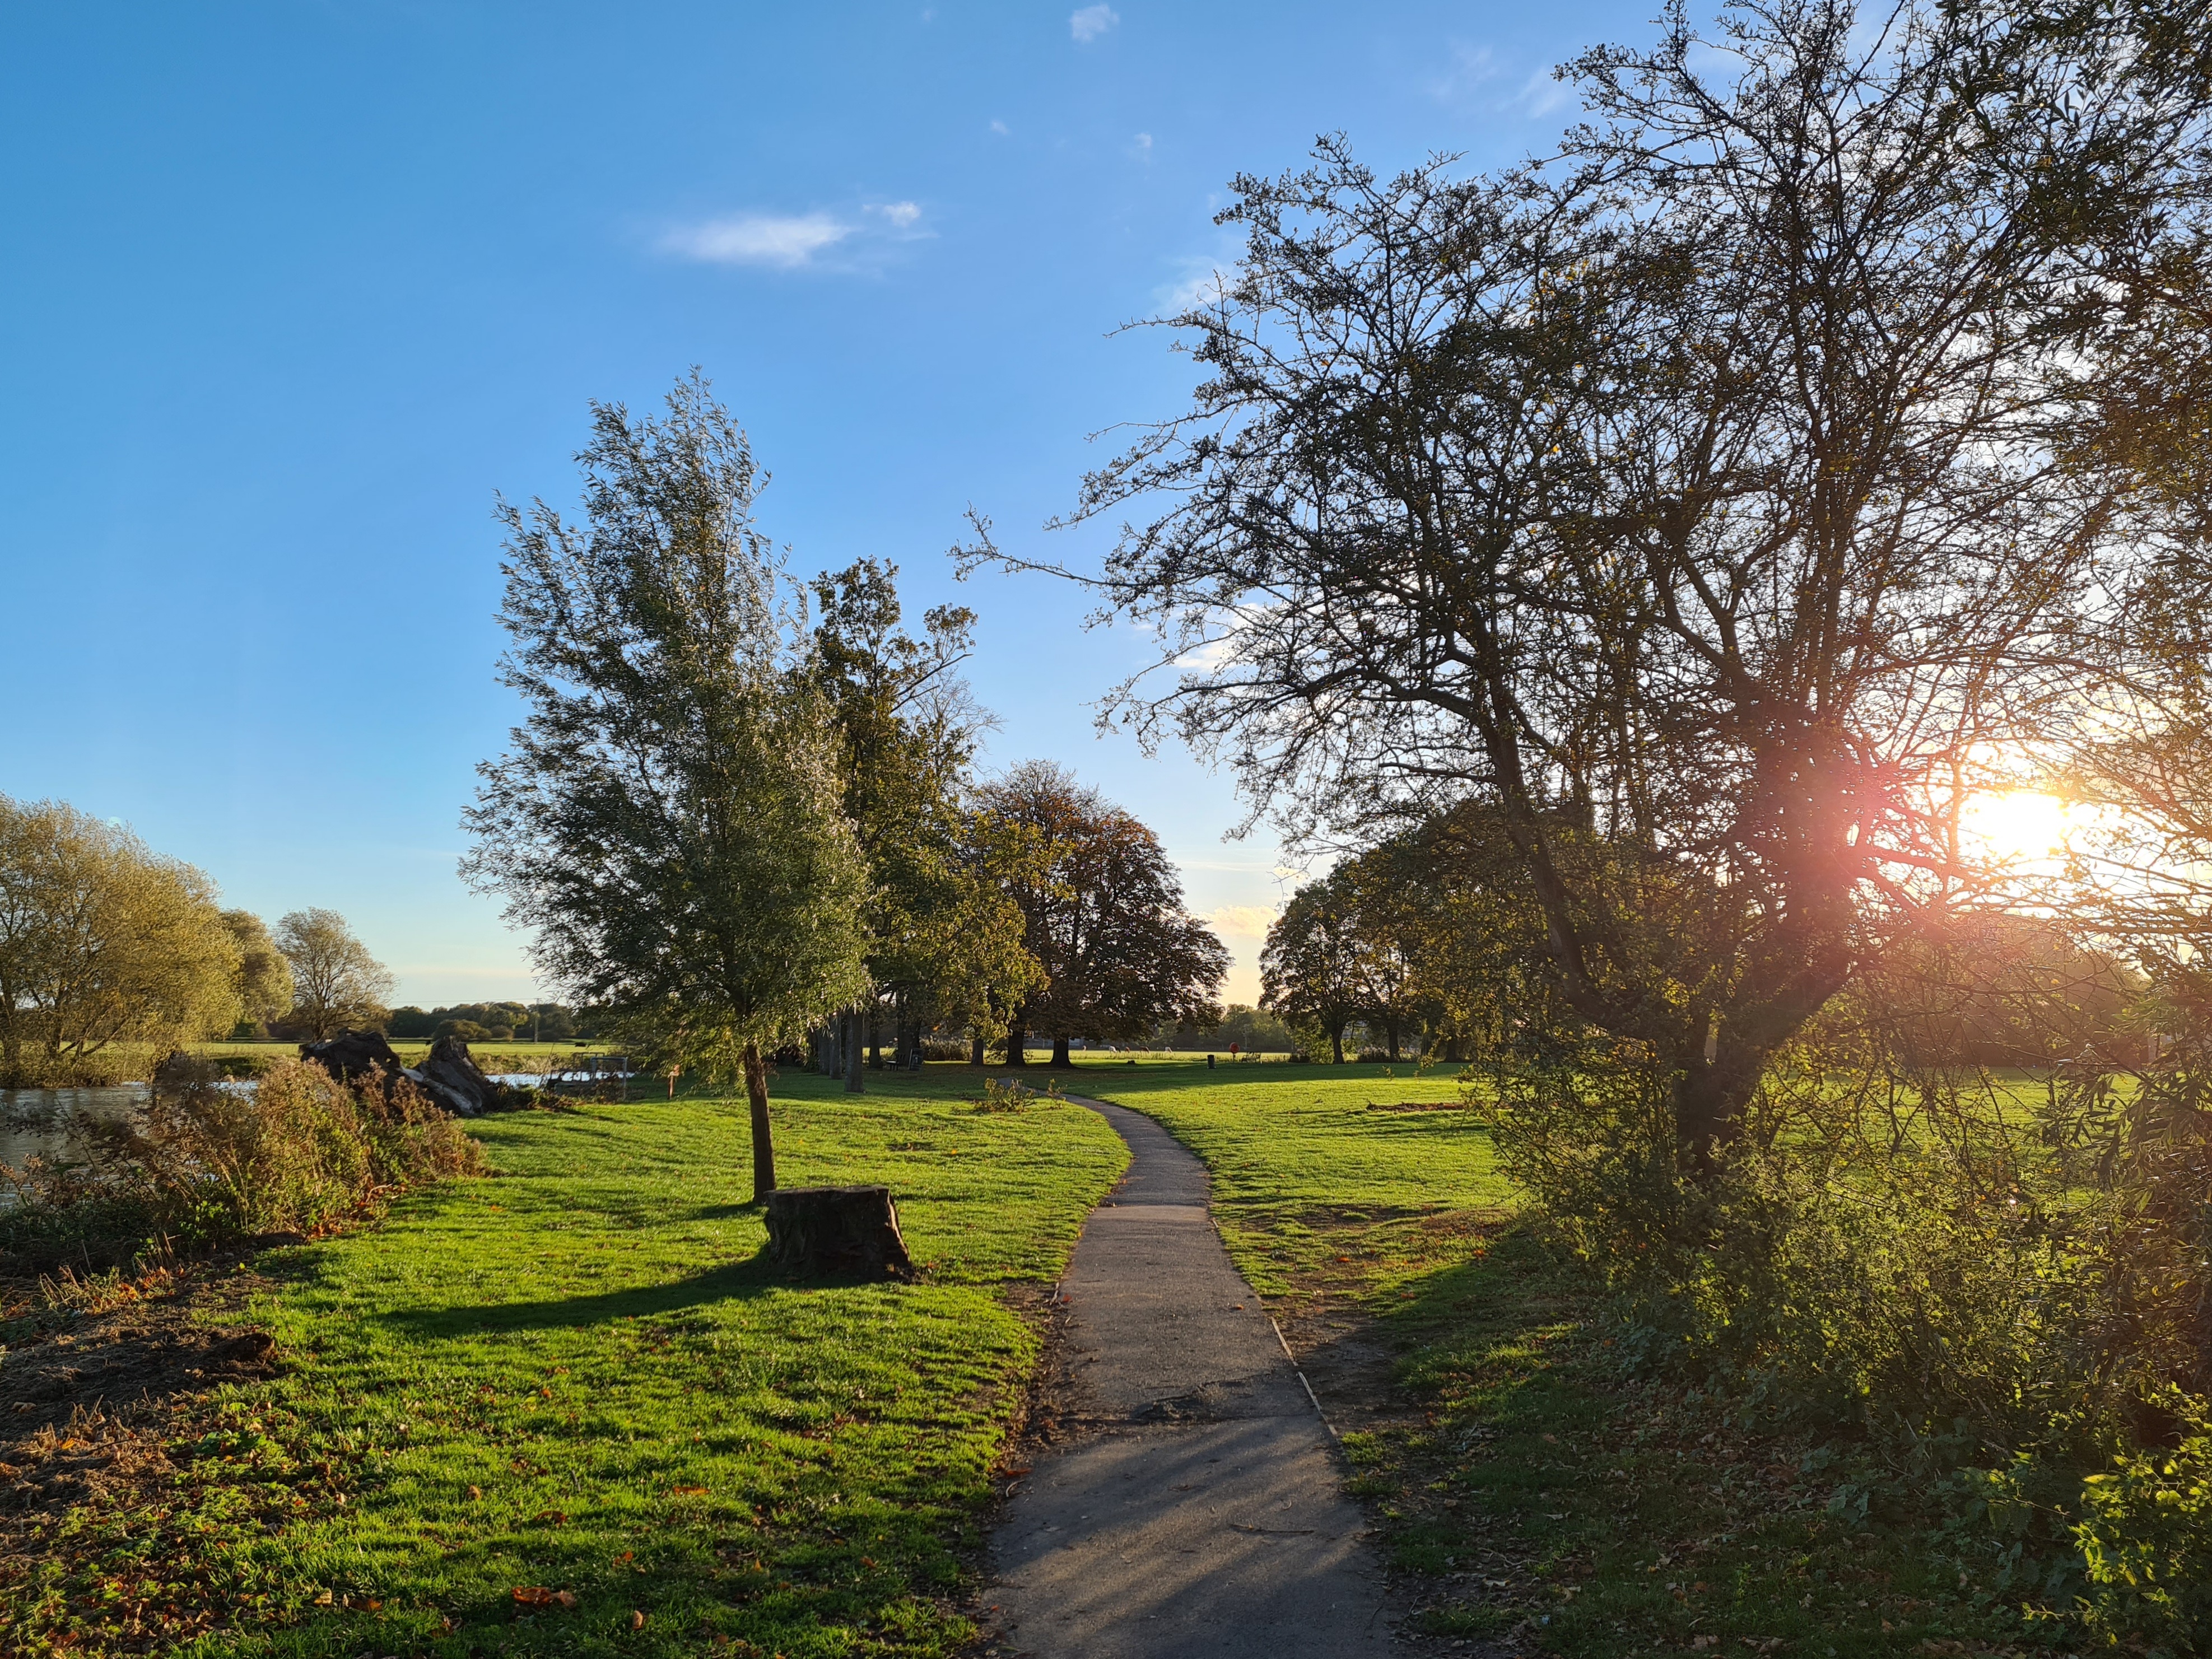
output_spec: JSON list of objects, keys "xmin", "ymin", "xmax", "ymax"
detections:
[
  {"xmin": 1076, "ymin": 1058, "xmax": 2065, "ymax": 1658},
  {"xmin": 0, "ymin": 1065, "xmax": 1125, "ymax": 1658}
]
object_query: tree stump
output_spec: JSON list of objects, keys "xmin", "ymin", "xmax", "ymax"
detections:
[{"xmin": 764, "ymin": 1186, "xmax": 912, "ymax": 1277}]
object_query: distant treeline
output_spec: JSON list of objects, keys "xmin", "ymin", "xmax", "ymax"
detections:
[{"xmin": 384, "ymin": 1003, "xmax": 592, "ymax": 1043}]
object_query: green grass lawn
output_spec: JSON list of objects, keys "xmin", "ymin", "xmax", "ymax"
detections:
[
  {"xmin": 5, "ymin": 1065, "xmax": 1124, "ymax": 1658},
  {"xmin": 8, "ymin": 1052, "xmax": 2074, "ymax": 1657}
]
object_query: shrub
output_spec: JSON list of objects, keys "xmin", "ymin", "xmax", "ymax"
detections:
[
  {"xmin": 2076, "ymin": 1415, "xmax": 2212, "ymax": 1652},
  {"xmin": 971, "ymin": 1075, "xmax": 1062, "ymax": 1113},
  {"xmin": 1, "ymin": 1057, "xmax": 482, "ymax": 1260}
]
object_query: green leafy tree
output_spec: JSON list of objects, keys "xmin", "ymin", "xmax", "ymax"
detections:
[
  {"xmin": 463, "ymin": 374, "xmax": 870, "ymax": 1198},
  {"xmin": 1259, "ymin": 874, "xmax": 1365, "ymax": 1064},
  {"xmin": 976, "ymin": 762, "xmax": 1228, "ymax": 1067},
  {"xmin": 274, "ymin": 908, "xmax": 397, "ymax": 1041},
  {"xmin": 220, "ymin": 909, "xmax": 294, "ymax": 1036},
  {"xmin": 0, "ymin": 798, "xmax": 243, "ymax": 1084},
  {"xmin": 808, "ymin": 558, "xmax": 1039, "ymax": 1085}
]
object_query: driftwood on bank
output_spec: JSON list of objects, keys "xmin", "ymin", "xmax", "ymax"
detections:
[
  {"xmin": 764, "ymin": 1185, "xmax": 913, "ymax": 1277},
  {"xmin": 298, "ymin": 1030, "xmax": 519, "ymax": 1119}
]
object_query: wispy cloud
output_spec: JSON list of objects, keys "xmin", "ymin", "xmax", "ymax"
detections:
[
  {"xmin": 1428, "ymin": 41, "xmax": 1500, "ymax": 100},
  {"xmin": 989, "ymin": 118, "xmax": 1011, "ymax": 136},
  {"xmin": 661, "ymin": 203, "xmax": 929, "ymax": 271},
  {"xmin": 1133, "ymin": 131, "xmax": 1153, "ymax": 159},
  {"xmin": 1425, "ymin": 40, "xmax": 1575, "ymax": 120},
  {"xmin": 1207, "ymin": 903, "xmax": 1280, "ymax": 941},
  {"xmin": 1514, "ymin": 67, "xmax": 1571, "ymax": 117},
  {"xmin": 1157, "ymin": 257, "xmax": 1235, "ymax": 311},
  {"xmin": 662, "ymin": 212, "xmax": 850, "ymax": 268},
  {"xmin": 1070, "ymin": 3, "xmax": 1119, "ymax": 44}
]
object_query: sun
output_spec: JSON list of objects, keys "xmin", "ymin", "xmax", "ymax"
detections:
[{"xmin": 1960, "ymin": 789, "xmax": 2074, "ymax": 865}]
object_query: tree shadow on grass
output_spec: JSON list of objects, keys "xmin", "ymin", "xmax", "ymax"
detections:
[{"xmin": 381, "ymin": 1255, "xmax": 786, "ymax": 1337}]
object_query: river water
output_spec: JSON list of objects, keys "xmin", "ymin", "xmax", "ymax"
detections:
[{"xmin": 0, "ymin": 1086, "xmax": 147, "ymax": 1177}]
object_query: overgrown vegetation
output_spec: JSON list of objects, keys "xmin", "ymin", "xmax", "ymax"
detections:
[{"xmin": 1, "ymin": 1059, "xmax": 481, "ymax": 1266}]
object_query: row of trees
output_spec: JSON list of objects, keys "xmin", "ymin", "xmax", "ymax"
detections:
[
  {"xmin": 385, "ymin": 1002, "xmax": 583, "ymax": 1042},
  {"xmin": 1262, "ymin": 820, "xmax": 2143, "ymax": 1070},
  {"xmin": 464, "ymin": 376, "xmax": 1227, "ymax": 1197},
  {"xmin": 0, "ymin": 796, "xmax": 397, "ymax": 1083}
]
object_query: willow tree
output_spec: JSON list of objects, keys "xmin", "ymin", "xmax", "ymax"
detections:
[
  {"xmin": 464, "ymin": 375, "xmax": 869, "ymax": 1199},
  {"xmin": 0, "ymin": 798, "xmax": 241, "ymax": 1084},
  {"xmin": 973, "ymin": 1, "xmax": 2212, "ymax": 1168}
]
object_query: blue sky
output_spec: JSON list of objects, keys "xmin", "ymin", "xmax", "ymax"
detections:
[{"xmin": 0, "ymin": 1, "xmax": 1637, "ymax": 1009}]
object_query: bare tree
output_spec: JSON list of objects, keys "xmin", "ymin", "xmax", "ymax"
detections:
[
  {"xmin": 971, "ymin": 1, "xmax": 2212, "ymax": 1165},
  {"xmin": 274, "ymin": 907, "xmax": 396, "ymax": 1041}
]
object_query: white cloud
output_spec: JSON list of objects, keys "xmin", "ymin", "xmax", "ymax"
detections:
[
  {"xmin": 1514, "ymin": 67, "xmax": 1571, "ymax": 118},
  {"xmin": 1134, "ymin": 131, "xmax": 1153, "ymax": 156},
  {"xmin": 1158, "ymin": 258, "xmax": 1235, "ymax": 311},
  {"xmin": 1207, "ymin": 904, "xmax": 1280, "ymax": 941},
  {"xmin": 874, "ymin": 200, "xmax": 923, "ymax": 229},
  {"xmin": 989, "ymin": 118, "xmax": 1011, "ymax": 136},
  {"xmin": 662, "ymin": 212, "xmax": 850, "ymax": 268},
  {"xmin": 1070, "ymin": 3, "xmax": 1119, "ymax": 44},
  {"xmin": 1428, "ymin": 41, "xmax": 1499, "ymax": 100}
]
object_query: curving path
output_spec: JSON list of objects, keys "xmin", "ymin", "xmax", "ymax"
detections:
[{"xmin": 986, "ymin": 1094, "xmax": 1397, "ymax": 1657}]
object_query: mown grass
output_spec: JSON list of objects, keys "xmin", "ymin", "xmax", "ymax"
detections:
[
  {"xmin": 1, "ymin": 1065, "xmax": 1125, "ymax": 1658},
  {"xmin": 1074, "ymin": 1057, "xmax": 2057, "ymax": 1657}
]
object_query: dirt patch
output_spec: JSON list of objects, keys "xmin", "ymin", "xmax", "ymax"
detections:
[{"xmin": 0, "ymin": 1255, "xmax": 278, "ymax": 1526}]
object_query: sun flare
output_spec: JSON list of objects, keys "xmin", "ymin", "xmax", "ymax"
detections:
[{"xmin": 1960, "ymin": 789, "xmax": 2075, "ymax": 865}]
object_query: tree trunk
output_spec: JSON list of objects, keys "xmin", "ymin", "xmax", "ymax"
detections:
[
  {"xmin": 1051, "ymin": 1034, "xmax": 1072, "ymax": 1068},
  {"xmin": 763, "ymin": 1185, "xmax": 912, "ymax": 1276},
  {"xmin": 844, "ymin": 1010, "xmax": 864, "ymax": 1093},
  {"xmin": 868, "ymin": 1010, "xmax": 882, "ymax": 1070},
  {"xmin": 744, "ymin": 1039, "xmax": 776, "ymax": 1201},
  {"xmin": 1330, "ymin": 1024, "xmax": 1345, "ymax": 1064},
  {"xmin": 906, "ymin": 1018, "xmax": 924, "ymax": 1072},
  {"xmin": 1385, "ymin": 1022, "xmax": 1401, "ymax": 1062},
  {"xmin": 1671, "ymin": 1051, "xmax": 1755, "ymax": 1174},
  {"xmin": 1003, "ymin": 1017, "xmax": 1027, "ymax": 1067},
  {"xmin": 969, "ymin": 1030, "xmax": 985, "ymax": 1066}
]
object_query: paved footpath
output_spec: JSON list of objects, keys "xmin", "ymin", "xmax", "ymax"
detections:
[{"xmin": 988, "ymin": 1095, "xmax": 1397, "ymax": 1658}]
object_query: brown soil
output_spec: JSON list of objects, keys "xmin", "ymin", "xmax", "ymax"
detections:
[{"xmin": 0, "ymin": 1255, "xmax": 278, "ymax": 1532}]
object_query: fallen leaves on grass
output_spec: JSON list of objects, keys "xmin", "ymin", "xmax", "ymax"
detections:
[{"xmin": 510, "ymin": 1586, "xmax": 578, "ymax": 1610}]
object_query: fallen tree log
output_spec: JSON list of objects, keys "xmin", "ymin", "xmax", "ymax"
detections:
[{"xmin": 764, "ymin": 1186, "xmax": 912, "ymax": 1277}]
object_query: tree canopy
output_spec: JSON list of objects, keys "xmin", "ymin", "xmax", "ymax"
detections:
[
  {"xmin": 973, "ymin": 761, "xmax": 1228, "ymax": 1066},
  {"xmin": 0, "ymin": 798, "xmax": 242, "ymax": 1085},
  {"xmin": 972, "ymin": 0, "xmax": 2212, "ymax": 1163},
  {"xmin": 464, "ymin": 373, "xmax": 870, "ymax": 1196},
  {"xmin": 274, "ymin": 908, "xmax": 396, "ymax": 1042}
]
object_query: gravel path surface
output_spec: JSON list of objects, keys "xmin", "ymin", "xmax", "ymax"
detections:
[{"xmin": 987, "ymin": 1094, "xmax": 1397, "ymax": 1657}]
